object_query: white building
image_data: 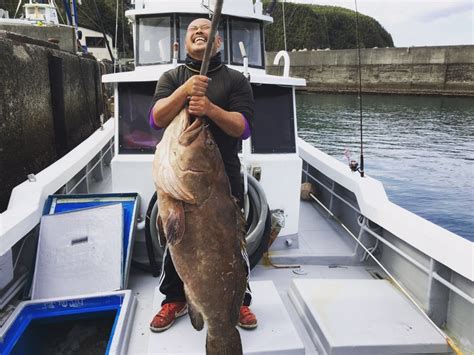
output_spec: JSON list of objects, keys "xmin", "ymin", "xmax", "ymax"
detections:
[{"xmin": 78, "ymin": 26, "xmax": 114, "ymax": 61}]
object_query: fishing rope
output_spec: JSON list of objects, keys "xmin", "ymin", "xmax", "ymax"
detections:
[
  {"xmin": 77, "ymin": 6, "xmax": 101, "ymax": 30},
  {"xmin": 322, "ymin": 12, "xmax": 330, "ymax": 49},
  {"xmin": 308, "ymin": 190, "xmax": 463, "ymax": 354},
  {"xmin": 14, "ymin": 0, "xmax": 22, "ymax": 18},
  {"xmin": 121, "ymin": 0, "xmax": 126, "ymax": 56},
  {"xmin": 354, "ymin": 0, "xmax": 365, "ymax": 177},
  {"xmin": 261, "ymin": 221, "xmax": 300, "ymax": 269},
  {"xmin": 114, "ymin": 0, "xmax": 119, "ymax": 72},
  {"xmin": 91, "ymin": 0, "xmax": 115, "ymax": 62},
  {"xmin": 262, "ymin": 252, "xmax": 300, "ymax": 269},
  {"xmin": 51, "ymin": 0, "xmax": 65, "ymax": 24},
  {"xmin": 282, "ymin": 0, "xmax": 287, "ymax": 52}
]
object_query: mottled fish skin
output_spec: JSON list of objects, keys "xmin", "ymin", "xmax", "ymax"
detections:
[{"xmin": 153, "ymin": 108, "xmax": 247, "ymax": 355}]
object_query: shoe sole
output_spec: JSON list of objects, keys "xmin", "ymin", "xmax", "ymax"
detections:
[
  {"xmin": 238, "ymin": 322, "xmax": 258, "ymax": 330},
  {"xmin": 150, "ymin": 306, "xmax": 188, "ymax": 333}
]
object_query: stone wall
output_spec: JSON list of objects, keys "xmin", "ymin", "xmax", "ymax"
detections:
[
  {"xmin": 266, "ymin": 46, "xmax": 474, "ymax": 96},
  {"xmin": 0, "ymin": 30, "xmax": 103, "ymax": 211},
  {"xmin": 0, "ymin": 23, "xmax": 76, "ymax": 53}
]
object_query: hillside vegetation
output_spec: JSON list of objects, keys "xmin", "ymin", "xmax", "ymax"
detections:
[
  {"xmin": 264, "ymin": 2, "xmax": 394, "ymax": 51},
  {"xmin": 0, "ymin": 0, "xmax": 393, "ymax": 54}
]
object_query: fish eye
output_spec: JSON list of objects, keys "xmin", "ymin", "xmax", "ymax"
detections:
[{"xmin": 206, "ymin": 138, "xmax": 215, "ymax": 150}]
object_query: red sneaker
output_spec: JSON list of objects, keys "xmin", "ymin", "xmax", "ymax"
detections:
[
  {"xmin": 150, "ymin": 302, "xmax": 188, "ymax": 332},
  {"xmin": 238, "ymin": 306, "xmax": 258, "ymax": 329}
]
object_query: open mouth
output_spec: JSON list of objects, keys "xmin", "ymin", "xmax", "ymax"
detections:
[
  {"xmin": 178, "ymin": 114, "xmax": 204, "ymax": 146},
  {"xmin": 184, "ymin": 115, "xmax": 203, "ymax": 132},
  {"xmin": 176, "ymin": 116, "xmax": 207, "ymax": 173},
  {"xmin": 193, "ymin": 36, "xmax": 207, "ymax": 44}
]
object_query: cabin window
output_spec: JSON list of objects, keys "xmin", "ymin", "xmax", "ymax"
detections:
[
  {"xmin": 250, "ymin": 84, "xmax": 296, "ymax": 153},
  {"xmin": 137, "ymin": 16, "xmax": 172, "ymax": 65},
  {"xmin": 230, "ymin": 19, "xmax": 263, "ymax": 68},
  {"xmin": 86, "ymin": 36, "xmax": 106, "ymax": 48},
  {"xmin": 177, "ymin": 15, "xmax": 228, "ymax": 63},
  {"xmin": 118, "ymin": 82, "xmax": 163, "ymax": 154}
]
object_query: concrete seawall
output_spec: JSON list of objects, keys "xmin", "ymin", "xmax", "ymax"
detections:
[
  {"xmin": 0, "ymin": 30, "xmax": 105, "ymax": 211},
  {"xmin": 266, "ymin": 46, "xmax": 474, "ymax": 96}
]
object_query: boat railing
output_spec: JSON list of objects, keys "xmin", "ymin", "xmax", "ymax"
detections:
[
  {"xmin": 0, "ymin": 119, "xmax": 115, "ymax": 256},
  {"xmin": 297, "ymin": 137, "xmax": 473, "ymax": 308}
]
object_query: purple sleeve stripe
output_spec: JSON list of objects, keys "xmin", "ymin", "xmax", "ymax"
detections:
[
  {"xmin": 241, "ymin": 114, "xmax": 251, "ymax": 140},
  {"xmin": 149, "ymin": 107, "xmax": 162, "ymax": 130}
]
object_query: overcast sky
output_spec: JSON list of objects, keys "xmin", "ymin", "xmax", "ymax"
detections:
[{"xmin": 286, "ymin": 0, "xmax": 473, "ymax": 47}]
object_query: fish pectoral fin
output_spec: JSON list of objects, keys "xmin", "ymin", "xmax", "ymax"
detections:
[
  {"xmin": 186, "ymin": 300, "xmax": 204, "ymax": 331},
  {"xmin": 156, "ymin": 216, "xmax": 167, "ymax": 247},
  {"xmin": 164, "ymin": 201, "xmax": 185, "ymax": 245}
]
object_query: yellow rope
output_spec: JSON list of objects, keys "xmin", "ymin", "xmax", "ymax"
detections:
[{"xmin": 447, "ymin": 337, "xmax": 464, "ymax": 355}]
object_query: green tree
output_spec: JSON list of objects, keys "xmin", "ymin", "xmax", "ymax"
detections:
[{"xmin": 263, "ymin": 2, "xmax": 394, "ymax": 51}]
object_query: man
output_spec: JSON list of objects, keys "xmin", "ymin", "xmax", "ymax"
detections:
[{"xmin": 148, "ymin": 18, "xmax": 257, "ymax": 332}]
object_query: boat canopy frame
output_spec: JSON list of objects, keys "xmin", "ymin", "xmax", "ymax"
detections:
[{"xmin": 134, "ymin": 13, "xmax": 265, "ymax": 69}]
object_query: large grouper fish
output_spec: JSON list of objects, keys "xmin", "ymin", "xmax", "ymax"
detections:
[{"xmin": 152, "ymin": 108, "xmax": 247, "ymax": 355}]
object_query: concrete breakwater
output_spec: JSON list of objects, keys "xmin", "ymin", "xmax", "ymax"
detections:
[
  {"xmin": 0, "ymin": 29, "xmax": 107, "ymax": 211},
  {"xmin": 266, "ymin": 46, "xmax": 474, "ymax": 96}
]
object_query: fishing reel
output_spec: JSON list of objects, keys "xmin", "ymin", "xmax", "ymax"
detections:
[
  {"xmin": 349, "ymin": 160, "xmax": 359, "ymax": 172},
  {"xmin": 344, "ymin": 148, "xmax": 364, "ymax": 177}
]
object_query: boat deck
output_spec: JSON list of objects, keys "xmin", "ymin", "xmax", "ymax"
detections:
[{"xmin": 125, "ymin": 200, "xmax": 448, "ymax": 354}]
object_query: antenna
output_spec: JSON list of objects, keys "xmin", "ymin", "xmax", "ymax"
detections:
[
  {"xmin": 354, "ymin": 0, "xmax": 365, "ymax": 177},
  {"xmin": 282, "ymin": 0, "xmax": 287, "ymax": 52}
]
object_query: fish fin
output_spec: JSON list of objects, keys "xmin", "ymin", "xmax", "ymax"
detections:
[
  {"xmin": 206, "ymin": 328, "xmax": 242, "ymax": 355},
  {"xmin": 164, "ymin": 201, "xmax": 185, "ymax": 245},
  {"xmin": 187, "ymin": 301, "xmax": 204, "ymax": 331},
  {"xmin": 230, "ymin": 278, "xmax": 246, "ymax": 327},
  {"xmin": 156, "ymin": 216, "xmax": 167, "ymax": 247}
]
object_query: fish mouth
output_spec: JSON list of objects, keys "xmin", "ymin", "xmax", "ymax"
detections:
[
  {"xmin": 184, "ymin": 115, "xmax": 203, "ymax": 132},
  {"xmin": 179, "ymin": 115, "xmax": 203, "ymax": 145},
  {"xmin": 176, "ymin": 116, "xmax": 208, "ymax": 173}
]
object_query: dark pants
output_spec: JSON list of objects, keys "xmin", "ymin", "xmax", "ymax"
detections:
[{"xmin": 159, "ymin": 177, "xmax": 252, "ymax": 306}]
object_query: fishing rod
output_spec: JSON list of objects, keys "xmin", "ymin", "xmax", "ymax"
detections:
[
  {"xmin": 353, "ymin": 0, "xmax": 365, "ymax": 177},
  {"xmin": 349, "ymin": 2, "xmax": 463, "ymax": 352},
  {"xmin": 200, "ymin": 0, "xmax": 223, "ymax": 76}
]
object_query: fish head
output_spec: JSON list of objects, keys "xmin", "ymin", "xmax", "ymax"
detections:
[{"xmin": 170, "ymin": 111, "xmax": 221, "ymax": 204}]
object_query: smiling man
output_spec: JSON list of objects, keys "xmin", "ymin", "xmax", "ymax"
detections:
[{"xmin": 149, "ymin": 18, "xmax": 257, "ymax": 332}]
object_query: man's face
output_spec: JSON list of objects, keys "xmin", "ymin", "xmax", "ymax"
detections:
[{"xmin": 185, "ymin": 18, "xmax": 222, "ymax": 60}]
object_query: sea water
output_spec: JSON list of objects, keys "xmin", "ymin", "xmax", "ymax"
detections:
[{"xmin": 297, "ymin": 93, "xmax": 474, "ymax": 241}]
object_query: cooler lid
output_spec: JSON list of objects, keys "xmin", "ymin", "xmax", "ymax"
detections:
[
  {"xmin": 32, "ymin": 193, "xmax": 139, "ymax": 299},
  {"xmin": 32, "ymin": 204, "xmax": 123, "ymax": 299}
]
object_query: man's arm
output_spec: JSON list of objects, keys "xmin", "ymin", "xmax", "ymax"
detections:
[
  {"xmin": 152, "ymin": 75, "xmax": 210, "ymax": 128},
  {"xmin": 188, "ymin": 96, "xmax": 245, "ymax": 138}
]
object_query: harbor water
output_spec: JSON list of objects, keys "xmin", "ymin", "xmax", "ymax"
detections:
[{"xmin": 296, "ymin": 93, "xmax": 474, "ymax": 241}]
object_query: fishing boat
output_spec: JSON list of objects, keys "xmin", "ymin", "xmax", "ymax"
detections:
[{"xmin": 0, "ymin": 0, "xmax": 472, "ymax": 354}]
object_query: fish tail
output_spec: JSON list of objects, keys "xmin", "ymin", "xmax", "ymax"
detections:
[{"xmin": 206, "ymin": 328, "xmax": 242, "ymax": 355}]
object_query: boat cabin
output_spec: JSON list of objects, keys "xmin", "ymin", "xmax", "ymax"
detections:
[{"xmin": 103, "ymin": 0, "xmax": 306, "ymax": 244}]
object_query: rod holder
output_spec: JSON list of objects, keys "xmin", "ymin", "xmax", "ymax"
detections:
[{"xmin": 273, "ymin": 50, "xmax": 290, "ymax": 77}]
